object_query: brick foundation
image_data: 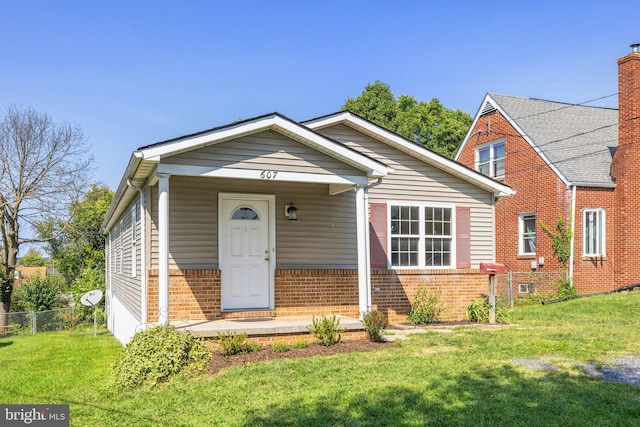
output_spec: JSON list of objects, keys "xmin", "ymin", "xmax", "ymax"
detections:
[
  {"xmin": 371, "ymin": 268, "xmax": 487, "ymax": 323},
  {"xmin": 148, "ymin": 267, "xmax": 487, "ymax": 325}
]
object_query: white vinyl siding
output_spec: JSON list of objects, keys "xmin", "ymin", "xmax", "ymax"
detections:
[
  {"xmin": 107, "ymin": 197, "xmax": 142, "ymax": 322},
  {"xmin": 163, "ymin": 130, "xmax": 362, "ymax": 177},
  {"xmin": 583, "ymin": 208, "xmax": 605, "ymax": 256},
  {"xmin": 149, "ymin": 176, "xmax": 359, "ymax": 270},
  {"xmin": 316, "ymin": 123, "xmax": 495, "ymax": 267}
]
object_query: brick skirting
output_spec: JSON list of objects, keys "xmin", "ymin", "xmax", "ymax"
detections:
[{"xmin": 147, "ymin": 268, "xmax": 487, "ymax": 324}]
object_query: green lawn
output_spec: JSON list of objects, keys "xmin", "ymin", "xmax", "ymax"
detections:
[{"xmin": 2, "ymin": 292, "xmax": 640, "ymax": 426}]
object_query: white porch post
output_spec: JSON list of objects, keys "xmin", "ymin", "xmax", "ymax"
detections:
[
  {"xmin": 158, "ymin": 173, "xmax": 170, "ymax": 325},
  {"xmin": 355, "ymin": 185, "xmax": 371, "ymax": 317}
]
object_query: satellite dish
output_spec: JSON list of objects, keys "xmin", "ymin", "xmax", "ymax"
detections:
[{"xmin": 80, "ymin": 290, "xmax": 103, "ymax": 307}]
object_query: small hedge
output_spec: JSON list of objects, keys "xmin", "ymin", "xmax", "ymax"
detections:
[{"xmin": 111, "ymin": 325, "xmax": 211, "ymax": 391}]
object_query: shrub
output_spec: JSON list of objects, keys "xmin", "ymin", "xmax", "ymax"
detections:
[
  {"xmin": 408, "ymin": 289, "xmax": 442, "ymax": 324},
  {"xmin": 307, "ymin": 315, "xmax": 344, "ymax": 346},
  {"xmin": 292, "ymin": 340, "xmax": 308, "ymax": 349},
  {"xmin": 13, "ymin": 274, "xmax": 62, "ymax": 312},
  {"xmin": 271, "ymin": 341, "xmax": 289, "ymax": 353},
  {"xmin": 216, "ymin": 331, "xmax": 261, "ymax": 356},
  {"xmin": 363, "ymin": 311, "xmax": 387, "ymax": 342},
  {"xmin": 466, "ymin": 295, "xmax": 508, "ymax": 323},
  {"xmin": 556, "ymin": 278, "xmax": 577, "ymax": 299},
  {"xmin": 111, "ymin": 325, "xmax": 211, "ymax": 391}
]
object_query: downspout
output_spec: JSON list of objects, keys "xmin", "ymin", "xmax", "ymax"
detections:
[
  {"xmin": 569, "ymin": 185, "xmax": 577, "ymax": 285},
  {"xmin": 127, "ymin": 178, "xmax": 147, "ymax": 326},
  {"xmin": 363, "ymin": 178, "xmax": 384, "ymax": 313}
]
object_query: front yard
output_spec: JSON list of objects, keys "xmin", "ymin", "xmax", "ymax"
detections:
[{"xmin": 2, "ymin": 292, "xmax": 640, "ymax": 426}]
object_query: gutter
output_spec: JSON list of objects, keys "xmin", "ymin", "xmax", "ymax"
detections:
[{"xmin": 569, "ymin": 185, "xmax": 577, "ymax": 284}]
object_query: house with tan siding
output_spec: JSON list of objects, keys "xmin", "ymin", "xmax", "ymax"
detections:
[{"xmin": 102, "ymin": 111, "xmax": 512, "ymax": 344}]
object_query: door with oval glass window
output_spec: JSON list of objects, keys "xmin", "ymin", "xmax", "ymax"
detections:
[{"xmin": 220, "ymin": 195, "xmax": 272, "ymax": 310}]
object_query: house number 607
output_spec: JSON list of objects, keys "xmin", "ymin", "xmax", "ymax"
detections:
[{"xmin": 260, "ymin": 170, "xmax": 278, "ymax": 179}]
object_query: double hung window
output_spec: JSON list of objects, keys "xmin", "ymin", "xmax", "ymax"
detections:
[
  {"xmin": 390, "ymin": 204, "xmax": 453, "ymax": 268},
  {"xmin": 583, "ymin": 209, "xmax": 605, "ymax": 256},
  {"xmin": 477, "ymin": 140, "xmax": 505, "ymax": 178}
]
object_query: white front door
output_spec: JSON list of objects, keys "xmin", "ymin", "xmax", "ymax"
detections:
[{"xmin": 220, "ymin": 194, "xmax": 274, "ymax": 310}]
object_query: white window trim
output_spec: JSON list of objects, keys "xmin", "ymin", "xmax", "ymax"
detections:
[
  {"xmin": 118, "ymin": 222, "xmax": 123, "ymax": 274},
  {"xmin": 475, "ymin": 139, "xmax": 505, "ymax": 178},
  {"xmin": 583, "ymin": 208, "xmax": 606, "ymax": 256},
  {"xmin": 387, "ymin": 201, "xmax": 456, "ymax": 269},
  {"xmin": 131, "ymin": 205, "xmax": 137, "ymax": 278},
  {"xmin": 518, "ymin": 212, "xmax": 536, "ymax": 256}
]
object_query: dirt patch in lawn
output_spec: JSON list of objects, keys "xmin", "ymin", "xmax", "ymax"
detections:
[{"xmin": 208, "ymin": 339, "xmax": 400, "ymax": 375}]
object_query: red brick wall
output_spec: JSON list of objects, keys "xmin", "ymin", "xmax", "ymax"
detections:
[
  {"xmin": 573, "ymin": 187, "xmax": 615, "ymax": 293},
  {"xmin": 371, "ymin": 268, "xmax": 488, "ymax": 323},
  {"xmin": 274, "ymin": 269, "xmax": 360, "ymax": 317},
  {"xmin": 457, "ymin": 109, "xmax": 616, "ymax": 294},
  {"xmin": 147, "ymin": 268, "xmax": 486, "ymax": 323},
  {"xmin": 147, "ymin": 269, "xmax": 220, "ymax": 322}
]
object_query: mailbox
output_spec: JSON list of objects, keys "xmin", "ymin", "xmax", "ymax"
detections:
[{"xmin": 479, "ymin": 262, "xmax": 505, "ymax": 275}]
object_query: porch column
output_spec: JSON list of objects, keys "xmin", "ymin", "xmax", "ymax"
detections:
[
  {"xmin": 355, "ymin": 185, "xmax": 371, "ymax": 317},
  {"xmin": 158, "ymin": 173, "xmax": 170, "ymax": 325}
]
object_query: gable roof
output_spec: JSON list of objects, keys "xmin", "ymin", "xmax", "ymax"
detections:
[
  {"xmin": 102, "ymin": 112, "xmax": 391, "ymax": 232},
  {"xmin": 457, "ymin": 93, "xmax": 618, "ymax": 187},
  {"xmin": 303, "ymin": 110, "xmax": 514, "ymax": 197}
]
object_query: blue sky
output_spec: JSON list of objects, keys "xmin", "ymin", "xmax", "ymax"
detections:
[{"xmin": 1, "ymin": 0, "xmax": 638, "ymax": 190}]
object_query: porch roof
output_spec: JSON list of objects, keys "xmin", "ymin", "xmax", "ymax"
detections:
[{"xmin": 101, "ymin": 112, "xmax": 392, "ymax": 233}]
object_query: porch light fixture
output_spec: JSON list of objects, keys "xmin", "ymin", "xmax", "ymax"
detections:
[{"xmin": 285, "ymin": 202, "xmax": 298, "ymax": 220}]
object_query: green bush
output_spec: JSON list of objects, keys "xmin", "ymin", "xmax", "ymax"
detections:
[
  {"xmin": 307, "ymin": 315, "xmax": 344, "ymax": 346},
  {"xmin": 271, "ymin": 341, "xmax": 289, "ymax": 353},
  {"xmin": 556, "ymin": 278, "xmax": 577, "ymax": 299},
  {"xmin": 363, "ymin": 310, "xmax": 387, "ymax": 342},
  {"xmin": 216, "ymin": 331, "xmax": 261, "ymax": 356},
  {"xmin": 466, "ymin": 295, "xmax": 508, "ymax": 323},
  {"xmin": 292, "ymin": 340, "xmax": 308, "ymax": 349},
  {"xmin": 111, "ymin": 325, "xmax": 211, "ymax": 391},
  {"xmin": 12, "ymin": 274, "xmax": 62, "ymax": 312},
  {"xmin": 408, "ymin": 289, "xmax": 442, "ymax": 324},
  {"xmin": 71, "ymin": 267, "xmax": 105, "ymax": 323}
]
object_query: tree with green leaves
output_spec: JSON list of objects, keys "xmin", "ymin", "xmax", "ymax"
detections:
[
  {"xmin": 38, "ymin": 185, "xmax": 113, "ymax": 285},
  {"xmin": 342, "ymin": 81, "xmax": 472, "ymax": 158},
  {"xmin": 17, "ymin": 248, "xmax": 47, "ymax": 267},
  {"xmin": 0, "ymin": 105, "xmax": 91, "ymax": 325}
]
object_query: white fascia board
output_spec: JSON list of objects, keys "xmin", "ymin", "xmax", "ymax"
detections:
[
  {"xmin": 306, "ymin": 112, "xmax": 513, "ymax": 197},
  {"xmin": 157, "ymin": 163, "xmax": 370, "ymax": 186},
  {"xmin": 455, "ymin": 94, "xmax": 491, "ymax": 161},
  {"xmin": 101, "ymin": 152, "xmax": 145, "ymax": 233},
  {"xmin": 140, "ymin": 114, "xmax": 389, "ymax": 178}
]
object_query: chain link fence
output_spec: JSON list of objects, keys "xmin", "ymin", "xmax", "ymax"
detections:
[
  {"xmin": 495, "ymin": 271, "xmax": 567, "ymax": 307},
  {"xmin": 0, "ymin": 308, "xmax": 84, "ymax": 336}
]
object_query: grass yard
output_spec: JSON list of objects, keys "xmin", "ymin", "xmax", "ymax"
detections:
[{"xmin": 2, "ymin": 292, "xmax": 640, "ymax": 426}]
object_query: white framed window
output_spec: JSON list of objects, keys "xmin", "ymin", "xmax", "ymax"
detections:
[
  {"xmin": 518, "ymin": 283, "xmax": 531, "ymax": 294},
  {"xmin": 583, "ymin": 209, "xmax": 605, "ymax": 256},
  {"xmin": 131, "ymin": 205, "xmax": 137, "ymax": 278},
  {"xmin": 518, "ymin": 213, "xmax": 536, "ymax": 255},
  {"xmin": 476, "ymin": 140, "xmax": 505, "ymax": 178},
  {"xmin": 118, "ymin": 222, "xmax": 123, "ymax": 274},
  {"xmin": 390, "ymin": 203, "xmax": 454, "ymax": 268}
]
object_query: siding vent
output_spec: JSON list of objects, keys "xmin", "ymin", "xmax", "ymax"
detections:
[{"xmin": 481, "ymin": 101, "xmax": 496, "ymax": 116}]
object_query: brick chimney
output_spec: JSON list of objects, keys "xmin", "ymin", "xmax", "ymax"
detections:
[{"xmin": 612, "ymin": 43, "xmax": 640, "ymax": 287}]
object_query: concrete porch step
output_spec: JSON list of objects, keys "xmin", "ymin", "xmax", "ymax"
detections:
[{"xmin": 221, "ymin": 310, "xmax": 276, "ymax": 319}]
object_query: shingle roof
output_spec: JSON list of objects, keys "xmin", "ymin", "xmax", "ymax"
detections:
[{"xmin": 488, "ymin": 93, "xmax": 618, "ymax": 186}]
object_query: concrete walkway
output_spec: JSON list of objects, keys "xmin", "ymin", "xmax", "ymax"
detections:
[{"xmin": 172, "ymin": 315, "xmax": 363, "ymax": 338}]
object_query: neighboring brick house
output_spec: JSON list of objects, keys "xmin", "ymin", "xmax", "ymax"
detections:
[
  {"xmin": 455, "ymin": 45, "xmax": 640, "ymax": 295},
  {"xmin": 102, "ymin": 110, "xmax": 512, "ymax": 344}
]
